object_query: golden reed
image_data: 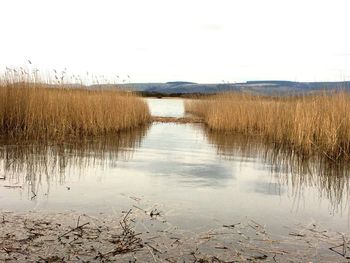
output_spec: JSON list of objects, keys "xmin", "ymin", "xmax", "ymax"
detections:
[
  {"xmin": 0, "ymin": 70, "xmax": 150, "ymax": 140},
  {"xmin": 185, "ymin": 92, "xmax": 350, "ymax": 160}
]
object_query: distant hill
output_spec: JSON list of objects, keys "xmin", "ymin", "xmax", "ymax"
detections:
[
  {"xmin": 92, "ymin": 80, "xmax": 350, "ymax": 95},
  {"xmin": 165, "ymin": 81, "xmax": 197, "ymax": 85}
]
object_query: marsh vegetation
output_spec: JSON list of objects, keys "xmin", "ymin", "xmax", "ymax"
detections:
[
  {"xmin": 0, "ymin": 68, "xmax": 150, "ymax": 140},
  {"xmin": 185, "ymin": 92, "xmax": 350, "ymax": 161}
]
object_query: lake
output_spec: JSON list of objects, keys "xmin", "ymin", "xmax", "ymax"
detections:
[{"xmin": 1, "ymin": 98, "xmax": 349, "ymax": 238}]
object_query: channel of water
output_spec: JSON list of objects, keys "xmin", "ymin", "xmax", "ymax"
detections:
[{"xmin": 0, "ymin": 98, "xmax": 349, "ymax": 236}]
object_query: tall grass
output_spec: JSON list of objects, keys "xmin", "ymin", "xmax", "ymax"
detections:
[
  {"xmin": 185, "ymin": 92, "xmax": 350, "ymax": 160},
  {"xmin": 0, "ymin": 70, "xmax": 150, "ymax": 140}
]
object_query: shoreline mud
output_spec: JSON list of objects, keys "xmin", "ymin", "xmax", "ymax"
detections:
[
  {"xmin": 1, "ymin": 208, "xmax": 349, "ymax": 262},
  {"xmin": 151, "ymin": 116, "xmax": 204, "ymax": 124}
]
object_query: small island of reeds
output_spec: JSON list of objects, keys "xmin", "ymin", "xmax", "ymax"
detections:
[
  {"xmin": 185, "ymin": 91, "xmax": 350, "ymax": 161},
  {"xmin": 0, "ymin": 69, "xmax": 150, "ymax": 140}
]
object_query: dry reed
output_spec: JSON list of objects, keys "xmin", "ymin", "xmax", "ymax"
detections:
[
  {"xmin": 0, "ymin": 69, "xmax": 150, "ymax": 140},
  {"xmin": 185, "ymin": 92, "xmax": 350, "ymax": 160}
]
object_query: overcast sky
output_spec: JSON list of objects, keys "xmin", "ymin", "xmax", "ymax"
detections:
[{"xmin": 1, "ymin": 0, "xmax": 350, "ymax": 83}]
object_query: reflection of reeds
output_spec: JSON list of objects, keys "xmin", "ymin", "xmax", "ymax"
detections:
[
  {"xmin": 185, "ymin": 92, "xmax": 350, "ymax": 160},
  {"xmin": 0, "ymin": 125, "xmax": 149, "ymax": 195},
  {"xmin": 0, "ymin": 69, "xmax": 150, "ymax": 140},
  {"xmin": 204, "ymin": 128, "xmax": 350, "ymax": 212}
]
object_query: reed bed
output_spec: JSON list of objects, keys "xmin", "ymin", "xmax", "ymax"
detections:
[
  {"xmin": 0, "ymin": 72, "xmax": 150, "ymax": 140},
  {"xmin": 185, "ymin": 92, "xmax": 350, "ymax": 160}
]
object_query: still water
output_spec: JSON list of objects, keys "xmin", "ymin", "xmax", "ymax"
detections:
[{"xmin": 0, "ymin": 98, "xmax": 349, "ymax": 236}]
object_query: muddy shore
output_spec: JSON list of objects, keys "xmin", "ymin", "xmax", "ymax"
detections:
[{"xmin": 1, "ymin": 207, "xmax": 349, "ymax": 262}]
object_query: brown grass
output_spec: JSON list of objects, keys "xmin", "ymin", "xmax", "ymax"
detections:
[
  {"xmin": 0, "ymin": 73, "xmax": 150, "ymax": 140},
  {"xmin": 185, "ymin": 92, "xmax": 350, "ymax": 160}
]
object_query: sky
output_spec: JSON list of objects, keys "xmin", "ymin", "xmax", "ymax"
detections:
[{"xmin": 1, "ymin": 0, "xmax": 350, "ymax": 83}]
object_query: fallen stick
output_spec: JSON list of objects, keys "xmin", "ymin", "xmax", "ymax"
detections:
[
  {"xmin": 145, "ymin": 243, "xmax": 162, "ymax": 254},
  {"xmin": 58, "ymin": 222, "xmax": 90, "ymax": 239}
]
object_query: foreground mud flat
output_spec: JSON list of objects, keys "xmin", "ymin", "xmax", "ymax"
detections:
[{"xmin": 1, "ymin": 207, "xmax": 349, "ymax": 262}]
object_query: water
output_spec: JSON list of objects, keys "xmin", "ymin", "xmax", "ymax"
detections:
[
  {"xmin": 146, "ymin": 98, "xmax": 185, "ymax": 117},
  {"xmin": 0, "ymin": 98, "xmax": 349, "ymax": 236}
]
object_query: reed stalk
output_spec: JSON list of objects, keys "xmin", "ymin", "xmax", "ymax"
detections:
[{"xmin": 185, "ymin": 92, "xmax": 350, "ymax": 160}]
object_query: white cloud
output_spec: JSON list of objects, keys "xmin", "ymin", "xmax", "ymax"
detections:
[{"xmin": 0, "ymin": 0, "xmax": 349, "ymax": 83}]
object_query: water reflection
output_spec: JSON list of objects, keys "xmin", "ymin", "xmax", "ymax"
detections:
[
  {"xmin": 0, "ymin": 125, "xmax": 149, "ymax": 196},
  {"xmin": 204, "ymin": 128, "xmax": 350, "ymax": 213},
  {"xmin": 134, "ymin": 160, "xmax": 233, "ymax": 187}
]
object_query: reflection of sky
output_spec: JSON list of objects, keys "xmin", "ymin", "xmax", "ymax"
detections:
[
  {"xmin": 0, "ymin": 99, "xmax": 349, "ymax": 235},
  {"xmin": 118, "ymin": 123, "xmax": 235, "ymax": 187},
  {"xmin": 247, "ymin": 181, "xmax": 285, "ymax": 196},
  {"xmin": 131, "ymin": 160, "xmax": 234, "ymax": 185}
]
